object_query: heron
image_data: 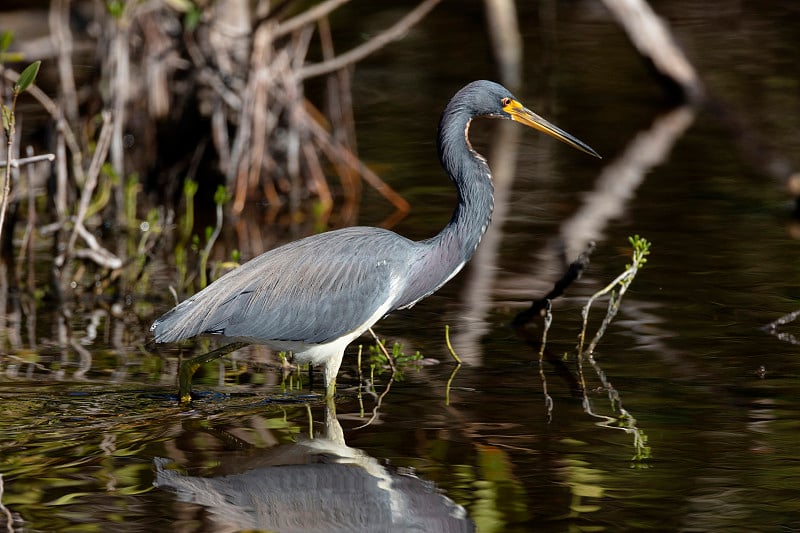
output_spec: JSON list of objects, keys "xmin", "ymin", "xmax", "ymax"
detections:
[{"xmin": 151, "ymin": 80, "xmax": 599, "ymax": 400}]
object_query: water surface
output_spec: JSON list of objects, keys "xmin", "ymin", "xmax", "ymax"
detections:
[{"xmin": 2, "ymin": 1, "xmax": 800, "ymax": 531}]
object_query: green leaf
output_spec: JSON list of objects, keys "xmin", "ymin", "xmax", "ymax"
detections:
[
  {"xmin": 107, "ymin": 0, "xmax": 125, "ymax": 19},
  {"xmin": 184, "ymin": 7, "xmax": 201, "ymax": 32},
  {"xmin": 47, "ymin": 491, "xmax": 91, "ymax": 505},
  {"xmin": 164, "ymin": 0, "xmax": 194, "ymax": 12},
  {"xmin": 1, "ymin": 103, "xmax": 12, "ymax": 132},
  {"xmin": 0, "ymin": 51, "xmax": 24, "ymax": 63},
  {"xmin": 183, "ymin": 177, "xmax": 198, "ymax": 196},
  {"xmin": 213, "ymin": 184, "xmax": 230, "ymax": 205},
  {"xmin": 14, "ymin": 60, "xmax": 41, "ymax": 95},
  {"xmin": 0, "ymin": 30, "xmax": 13, "ymax": 53}
]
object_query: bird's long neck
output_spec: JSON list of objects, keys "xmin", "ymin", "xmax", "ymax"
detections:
[
  {"xmin": 394, "ymin": 109, "xmax": 495, "ymax": 310},
  {"xmin": 435, "ymin": 113, "xmax": 495, "ymax": 265}
]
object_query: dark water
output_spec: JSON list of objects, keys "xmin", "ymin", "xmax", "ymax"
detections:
[{"xmin": 2, "ymin": 1, "xmax": 800, "ymax": 531}]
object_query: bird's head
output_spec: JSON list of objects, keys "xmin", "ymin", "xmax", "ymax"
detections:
[{"xmin": 458, "ymin": 80, "xmax": 601, "ymax": 159}]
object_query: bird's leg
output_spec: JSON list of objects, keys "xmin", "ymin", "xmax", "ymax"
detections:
[
  {"xmin": 322, "ymin": 351, "xmax": 345, "ymax": 399},
  {"xmin": 178, "ymin": 341, "xmax": 248, "ymax": 404},
  {"xmin": 323, "ymin": 397, "xmax": 346, "ymax": 445},
  {"xmin": 325, "ymin": 379, "xmax": 337, "ymax": 400}
]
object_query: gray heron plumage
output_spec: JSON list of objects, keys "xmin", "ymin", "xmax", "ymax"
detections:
[{"xmin": 151, "ymin": 80, "xmax": 599, "ymax": 399}]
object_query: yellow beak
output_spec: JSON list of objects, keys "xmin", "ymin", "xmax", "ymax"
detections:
[{"xmin": 504, "ymin": 99, "xmax": 601, "ymax": 158}]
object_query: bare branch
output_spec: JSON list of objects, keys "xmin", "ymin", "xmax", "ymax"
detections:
[
  {"xmin": 298, "ymin": 0, "xmax": 441, "ymax": 80},
  {"xmin": 0, "ymin": 154, "xmax": 56, "ymax": 168},
  {"xmin": 49, "ymin": 0, "xmax": 80, "ymax": 123},
  {"xmin": 301, "ymin": 106, "xmax": 410, "ymax": 221},
  {"xmin": 58, "ymin": 111, "xmax": 116, "ymax": 269},
  {"xmin": 273, "ymin": 0, "xmax": 351, "ymax": 38},
  {"xmin": 600, "ymin": 0, "xmax": 704, "ymax": 102},
  {"xmin": 512, "ymin": 242, "xmax": 596, "ymax": 328}
]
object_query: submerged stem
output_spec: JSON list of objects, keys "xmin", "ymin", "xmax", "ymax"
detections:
[{"xmin": 445, "ymin": 324, "xmax": 462, "ymax": 364}]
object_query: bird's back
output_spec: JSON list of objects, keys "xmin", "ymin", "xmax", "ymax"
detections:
[{"xmin": 151, "ymin": 227, "xmax": 420, "ymax": 347}]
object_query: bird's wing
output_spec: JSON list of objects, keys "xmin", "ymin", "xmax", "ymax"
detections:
[{"xmin": 151, "ymin": 227, "xmax": 415, "ymax": 345}]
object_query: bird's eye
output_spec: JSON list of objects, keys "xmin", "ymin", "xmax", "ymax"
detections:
[{"xmin": 501, "ymin": 97, "xmax": 512, "ymax": 107}]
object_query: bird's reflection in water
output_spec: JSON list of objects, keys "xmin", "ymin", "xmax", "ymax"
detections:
[{"xmin": 154, "ymin": 400, "xmax": 474, "ymax": 532}]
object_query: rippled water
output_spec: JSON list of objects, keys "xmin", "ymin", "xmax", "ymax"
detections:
[{"xmin": 2, "ymin": 1, "xmax": 800, "ymax": 531}]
